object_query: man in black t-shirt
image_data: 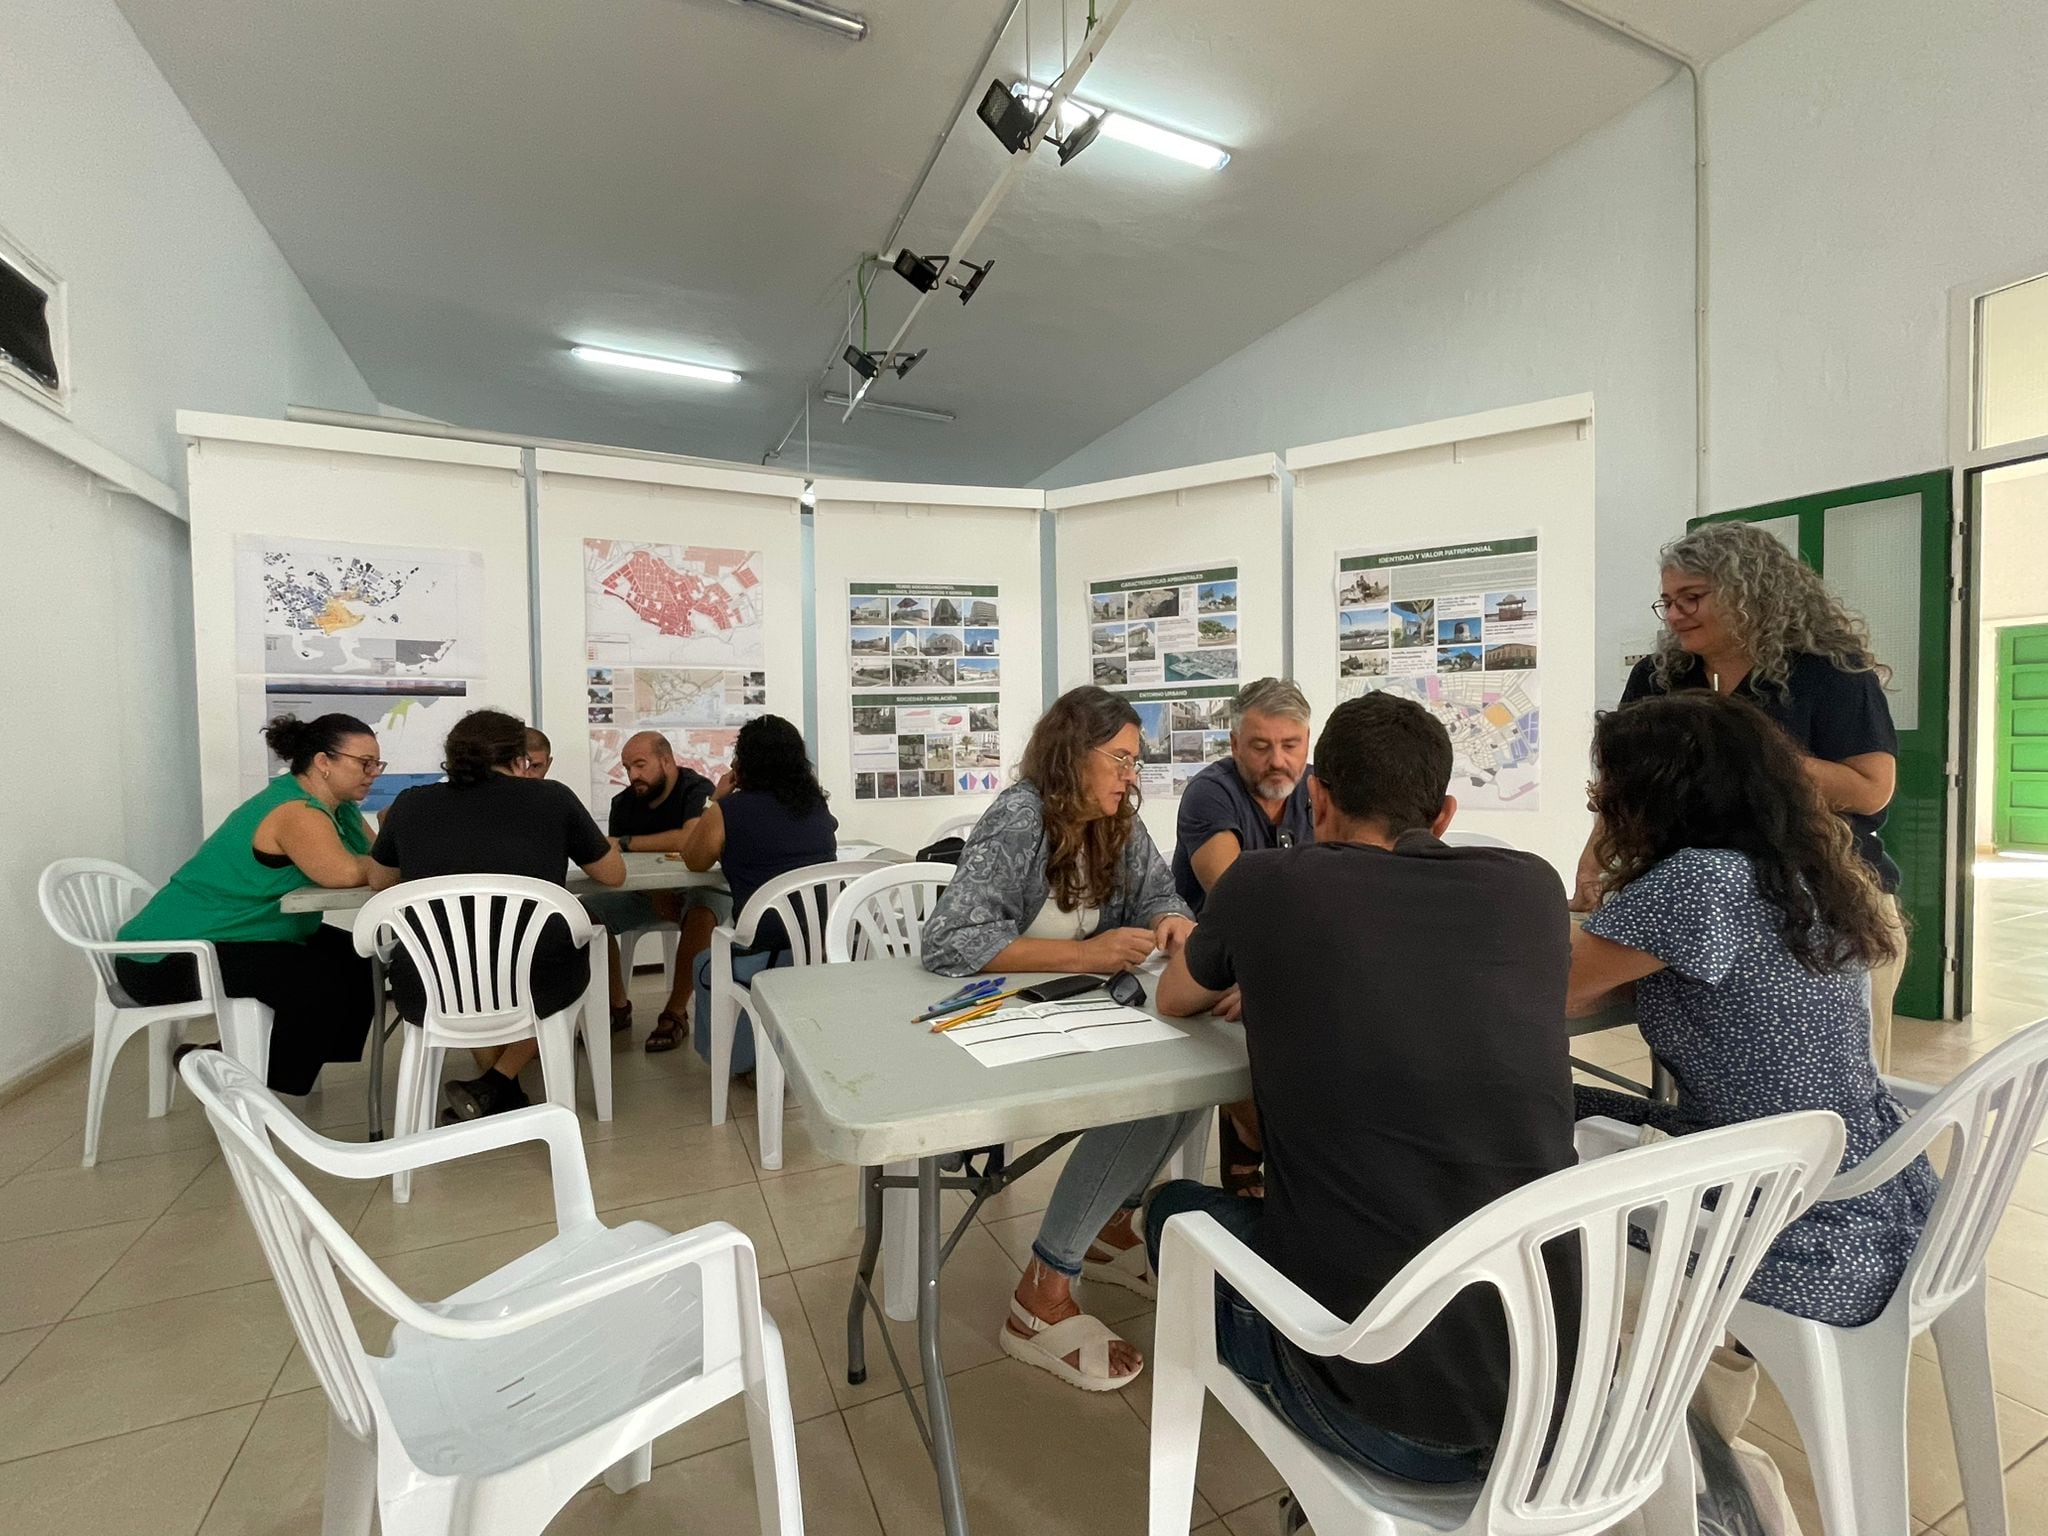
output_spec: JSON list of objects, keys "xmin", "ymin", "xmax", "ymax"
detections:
[
  {"xmin": 583, "ymin": 732, "xmax": 727, "ymax": 1051},
  {"xmin": 1151, "ymin": 692, "xmax": 1576, "ymax": 1481}
]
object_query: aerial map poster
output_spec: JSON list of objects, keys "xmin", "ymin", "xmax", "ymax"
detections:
[
  {"xmin": 1333, "ymin": 534, "xmax": 1541, "ymax": 811},
  {"xmin": 582, "ymin": 538, "xmax": 770, "ymax": 803},
  {"xmin": 845, "ymin": 581, "xmax": 1003, "ymax": 801},
  {"xmin": 232, "ymin": 535, "xmax": 488, "ymax": 810},
  {"xmin": 1087, "ymin": 563, "xmax": 1240, "ymax": 801}
]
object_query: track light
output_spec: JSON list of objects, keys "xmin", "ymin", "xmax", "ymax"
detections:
[
  {"xmin": 843, "ymin": 345, "xmax": 925, "ymax": 380},
  {"xmin": 1010, "ymin": 83, "xmax": 1230, "ymax": 171},
  {"xmin": 1055, "ymin": 108, "xmax": 1107, "ymax": 166},
  {"xmin": 572, "ymin": 345, "xmax": 741, "ymax": 384},
  {"xmin": 977, "ymin": 78, "xmax": 1041, "ymax": 154},
  {"xmin": 945, "ymin": 259, "xmax": 994, "ymax": 305},
  {"xmin": 891, "ymin": 249, "xmax": 946, "ymax": 293}
]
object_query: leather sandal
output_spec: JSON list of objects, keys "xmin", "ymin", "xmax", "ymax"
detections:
[
  {"xmin": 644, "ymin": 1009, "xmax": 687, "ymax": 1053},
  {"xmin": 609, "ymin": 1001, "xmax": 633, "ymax": 1035}
]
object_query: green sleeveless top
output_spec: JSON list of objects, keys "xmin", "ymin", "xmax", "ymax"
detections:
[{"xmin": 119, "ymin": 775, "xmax": 371, "ymax": 956}]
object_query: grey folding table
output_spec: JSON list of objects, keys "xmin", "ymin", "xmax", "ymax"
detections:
[{"xmin": 748, "ymin": 958, "xmax": 1251, "ymax": 1536}]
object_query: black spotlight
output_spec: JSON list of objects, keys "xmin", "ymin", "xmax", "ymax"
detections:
[
  {"xmin": 892, "ymin": 349, "xmax": 926, "ymax": 379},
  {"xmin": 977, "ymin": 78, "xmax": 1039, "ymax": 154},
  {"xmin": 891, "ymin": 250, "xmax": 944, "ymax": 293},
  {"xmin": 842, "ymin": 344, "xmax": 879, "ymax": 380},
  {"xmin": 1056, "ymin": 108, "xmax": 1107, "ymax": 166},
  {"xmin": 946, "ymin": 258, "xmax": 995, "ymax": 305}
]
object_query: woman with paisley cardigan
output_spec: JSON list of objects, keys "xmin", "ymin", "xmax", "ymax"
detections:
[{"xmin": 923, "ymin": 686, "xmax": 1203, "ymax": 1392}]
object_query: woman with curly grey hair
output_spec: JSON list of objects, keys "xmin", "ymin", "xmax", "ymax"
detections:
[{"xmin": 1575, "ymin": 520, "xmax": 1907, "ymax": 1064}]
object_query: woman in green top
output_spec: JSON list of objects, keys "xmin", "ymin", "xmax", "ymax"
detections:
[{"xmin": 117, "ymin": 714, "xmax": 382, "ymax": 1094}]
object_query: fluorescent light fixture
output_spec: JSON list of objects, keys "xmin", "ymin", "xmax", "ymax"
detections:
[
  {"xmin": 1012, "ymin": 84, "xmax": 1229, "ymax": 171},
  {"xmin": 823, "ymin": 390, "xmax": 955, "ymax": 423},
  {"xmin": 571, "ymin": 345, "xmax": 741, "ymax": 385}
]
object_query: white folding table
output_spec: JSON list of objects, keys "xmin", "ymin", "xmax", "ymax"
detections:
[{"xmin": 748, "ymin": 957, "xmax": 1251, "ymax": 1536}]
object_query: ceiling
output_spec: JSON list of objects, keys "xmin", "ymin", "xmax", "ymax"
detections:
[{"xmin": 116, "ymin": 0, "xmax": 1810, "ymax": 485}]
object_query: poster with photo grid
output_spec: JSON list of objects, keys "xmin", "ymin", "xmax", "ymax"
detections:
[
  {"xmin": 1086, "ymin": 563, "xmax": 1241, "ymax": 800},
  {"xmin": 846, "ymin": 581, "xmax": 1003, "ymax": 801},
  {"xmin": 1333, "ymin": 534, "xmax": 1541, "ymax": 810}
]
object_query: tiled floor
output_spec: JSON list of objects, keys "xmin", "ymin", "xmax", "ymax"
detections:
[{"xmin": 3, "ymin": 934, "xmax": 2048, "ymax": 1536}]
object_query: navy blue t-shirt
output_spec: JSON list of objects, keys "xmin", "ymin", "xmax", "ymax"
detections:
[
  {"xmin": 1621, "ymin": 652, "xmax": 1901, "ymax": 891},
  {"xmin": 1170, "ymin": 757, "xmax": 1315, "ymax": 912},
  {"xmin": 721, "ymin": 789, "xmax": 839, "ymax": 953}
]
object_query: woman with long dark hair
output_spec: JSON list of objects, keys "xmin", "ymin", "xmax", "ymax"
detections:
[
  {"xmin": 367, "ymin": 709, "xmax": 625, "ymax": 1119},
  {"xmin": 1570, "ymin": 691, "xmax": 1932, "ymax": 1325},
  {"xmin": 1578, "ymin": 521, "xmax": 1907, "ymax": 1066},
  {"xmin": 677, "ymin": 715, "xmax": 839, "ymax": 1073},
  {"xmin": 922, "ymin": 686, "xmax": 1201, "ymax": 1391},
  {"xmin": 116, "ymin": 714, "xmax": 381, "ymax": 1095}
]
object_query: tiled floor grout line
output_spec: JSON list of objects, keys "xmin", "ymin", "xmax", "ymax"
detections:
[
  {"xmin": 0, "ymin": 1390, "xmax": 273, "ymax": 1470},
  {"xmin": 51, "ymin": 1206, "xmax": 174, "ymax": 1325}
]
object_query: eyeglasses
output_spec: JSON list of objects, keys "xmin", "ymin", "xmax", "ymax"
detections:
[
  {"xmin": 1092, "ymin": 746, "xmax": 1140, "ymax": 776},
  {"xmin": 1650, "ymin": 589, "xmax": 1710, "ymax": 622},
  {"xmin": 332, "ymin": 752, "xmax": 387, "ymax": 775},
  {"xmin": 1105, "ymin": 969, "xmax": 1147, "ymax": 1007}
]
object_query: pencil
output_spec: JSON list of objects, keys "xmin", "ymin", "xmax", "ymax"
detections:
[{"xmin": 931, "ymin": 997, "xmax": 1005, "ymax": 1033}]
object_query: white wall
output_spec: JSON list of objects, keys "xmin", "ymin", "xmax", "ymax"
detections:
[
  {"xmin": 1038, "ymin": 78, "xmax": 1697, "ymax": 709},
  {"xmin": 1972, "ymin": 461, "xmax": 2048, "ymax": 849},
  {"xmin": 0, "ymin": 0, "xmax": 373, "ymax": 1088},
  {"xmin": 1706, "ymin": 0, "xmax": 2048, "ymax": 510}
]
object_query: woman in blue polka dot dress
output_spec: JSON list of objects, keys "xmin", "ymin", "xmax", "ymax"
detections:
[{"xmin": 1568, "ymin": 691, "xmax": 1935, "ymax": 1327}]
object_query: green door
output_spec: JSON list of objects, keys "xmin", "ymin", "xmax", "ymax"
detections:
[
  {"xmin": 1692, "ymin": 470, "xmax": 1953, "ymax": 1019},
  {"xmin": 1994, "ymin": 624, "xmax": 2048, "ymax": 852}
]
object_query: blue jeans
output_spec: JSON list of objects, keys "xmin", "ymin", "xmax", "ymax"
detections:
[
  {"xmin": 1143, "ymin": 1180, "xmax": 1487, "ymax": 1485},
  {"xmin": 1029, "ymin": 1110, "xmax": 1208, "ymax": 1276},
  {"xmin": 690, "ymin": 949, "xmax": 784, "ymax": 1076}
]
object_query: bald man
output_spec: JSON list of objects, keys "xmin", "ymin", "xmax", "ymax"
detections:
[{"xmin": 583, "ymin": 731, "xmax": 723, "ymax": 1051}]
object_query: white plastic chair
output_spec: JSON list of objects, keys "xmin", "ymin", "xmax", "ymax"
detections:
[
  {"xmin": 1719, "ymin": 1020, "xmax": 2048, "ymax": 1536},
  {"xmin": 827, "ymin": 864, "xmax": 958, "ymax": 1323},
  {"xmin": 39, "ymin": 857, "xmax": 273, "ymax": 1164},
  {"xmin": 1150, "ymin": 1111, "xmax": 1848, "ymax": 1536},
  {"xmin": 706, "ymin": 859, "xmax": 890, "ymax": 1139},
  {"xmin": 616, "ymin": 920, "xmax": 681, "ymax": 996},
  {"xmin": 929, "ymin": 812, "xmax": 982, "ymax": 844},
  {"xmin": 354, "ymin": 875, "xmax": 608, "ymax": 1201},
  {"xmin": 178, "ymin": 1050, "xmax": 802, "ymax": 1536}
]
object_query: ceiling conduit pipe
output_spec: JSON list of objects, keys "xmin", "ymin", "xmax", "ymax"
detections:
[
  {"xmin": 1527, "ymin": 0, "xmax": 1708, "ymax": 518},
  {"xmin": 728, "ymin": 0, "xmax": 868, "ymax": 42}
]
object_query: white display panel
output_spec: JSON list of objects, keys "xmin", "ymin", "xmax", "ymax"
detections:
[
  {"xmin": 810, "ymin": 480, "xmax": 1045, "ymax": 851},
  {"xmin": 183, "ymin": 414, "xmax": 533, "ymax": 832},
  {"xmin": 1288, "ymin": 396, "xmax": 1596, "ymax": 882},
  {"xmin": 534, "ymin": 450, "xmax": 805, "ymax": 816},
  {"xmin": 1051, "ymin": 456, "xmax": 1283, "ymax": 853}
]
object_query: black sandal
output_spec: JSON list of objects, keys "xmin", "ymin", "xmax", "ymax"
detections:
[
  {"xmin": 644, "ymin": 1009, "xmax": 687, "ymax": 1053},
  {"xmin": 609, "ymin": 1001, "xmax": 633, "ymax": 1035}
]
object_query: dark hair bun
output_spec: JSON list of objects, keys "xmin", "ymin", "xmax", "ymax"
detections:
[{"xmin": 263, "ymin": 715, "xmax": 314, "ymax": 761}]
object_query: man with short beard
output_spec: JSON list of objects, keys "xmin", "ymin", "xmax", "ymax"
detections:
[
  {"xmin": 1171, "ymin": 678, "xmax": 1314, "ymax": 1196},
  {"xmin": 1171, "ymin": 677, "xmax": 1314, "ymax": 913}
]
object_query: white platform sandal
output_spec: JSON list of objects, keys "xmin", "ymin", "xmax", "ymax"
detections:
[
  {"xmin": 999, "ymin": 1300, "xmax": 1142, "ymax": 1392},
  {"xmin": 1081, "ymin": 1238, "xmax": 1157, "ymax": 1299}
]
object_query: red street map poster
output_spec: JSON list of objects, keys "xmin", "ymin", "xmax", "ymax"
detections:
[{"xmin": 582, "ymin": 538, "xmax": 769, "ymax": 804}]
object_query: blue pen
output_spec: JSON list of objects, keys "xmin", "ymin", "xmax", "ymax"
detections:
[{"xmin": 913, "ymin": 977, "xmax": 1005, "ymax": 1023}]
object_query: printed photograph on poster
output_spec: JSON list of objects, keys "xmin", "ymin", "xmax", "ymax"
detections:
[
  {"xmin": 582, "ymin": 663, "xmax": 765, "ymax": 806},
  {"xmin": 235, "ymin": 535, "xmax": 488, "ymax": 680},
  {"xmin": 1085, "ymin": 564, "xmax": 1241, "ymax": 797},
  {"xmin": 1334, "ymin": 535, "xmax": 1541, "ymax": 810},
  {"xmin": 845, "ymin": 581, "xmax": 1004, "ymax": 798}
]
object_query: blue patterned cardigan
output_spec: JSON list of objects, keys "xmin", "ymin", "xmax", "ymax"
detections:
[{"xmin": 920, "ymin": 780, "xmax": 1192, "ymax": 977}]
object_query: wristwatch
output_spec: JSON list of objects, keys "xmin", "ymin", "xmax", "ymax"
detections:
[{"xmin": 620, "ymin": 835, "xmax": 633, "ymax": 853}]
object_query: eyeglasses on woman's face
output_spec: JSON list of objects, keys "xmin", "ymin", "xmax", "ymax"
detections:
[
  {"xmin": 1091, "ymin": 746, "xmax": 1140, "ymax": 778},
  {"xmin": 331, "ymin": 751, "xmax": 387, "ymax": 776},
  {"xmin": 1650, "ymin": 585, "xmax": 1712, "ymax": 623}
]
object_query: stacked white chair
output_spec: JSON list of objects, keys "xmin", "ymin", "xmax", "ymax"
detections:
[
  {"xmin": 826, "ymin": 863, "xmax": 958, "ymax": 1323},
  {"xmin": 39, "ymin": 857, "xmax": 272, "ymax": 1164},
  {"xmin": 1149, "ymin": 1111, "xmax": 1847, "ymax": 1536},
  {"xmin": 354, "ymin": 875, "xmax": 609, "ymax": 1201},
  {"xmin": 704, "ymin": 859, "xmax": 888, "ymax": 1142},
  {"xmin": 179, "ymin": 1050, "xmax": 803, "ymax": 1536},
  {"xmin": 928, "ymin": 812, "xmax": 983, "ymax": 844},
  {"xmin": 1721, "ymin": 1020, "xmax": 2048, "ymax": 1536},
  {"xmin": 615, "ymin": 919, "xmax": 682, "ymax": 999}
]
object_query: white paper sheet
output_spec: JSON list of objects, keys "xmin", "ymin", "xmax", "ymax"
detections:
[{"xmin": 942, "ymin": 997, "xmax": 1185, "ymax": 1067}]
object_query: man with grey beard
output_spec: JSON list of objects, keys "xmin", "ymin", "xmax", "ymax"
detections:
[{"xmin": 1171, "ymin": 677, "xmax": 1314, "ymax": 913}]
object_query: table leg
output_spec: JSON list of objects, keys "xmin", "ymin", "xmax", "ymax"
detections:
[
  {"xmin": 846, "ymin": 1164, "xmax": 885, "ymax": 1386},
  {"xmin": 919, "ymin": 1156, "xmax": 969, "ymax": 1536}
]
